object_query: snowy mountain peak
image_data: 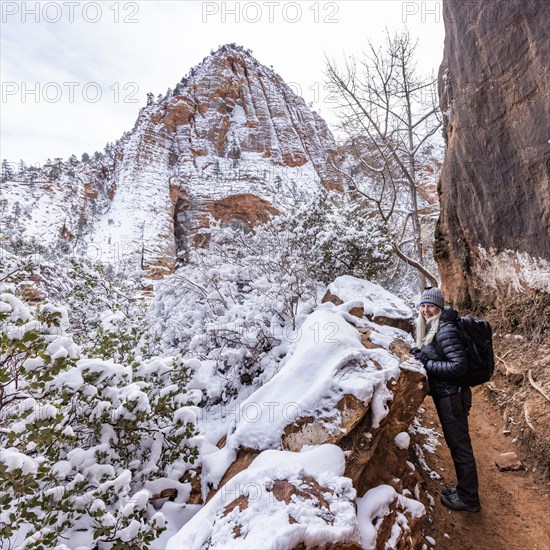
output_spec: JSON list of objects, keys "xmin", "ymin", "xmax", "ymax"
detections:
[
  {"xmin": 2, "ymin": 45, "xmax": 341, "ymax": 280},
  {"xmin": 194, "ymin": 43, "xmax": 257, "ymax": 66},
  {"xmin": 183, "ymin": 44, "xmax": 267, "ymax": 82}
]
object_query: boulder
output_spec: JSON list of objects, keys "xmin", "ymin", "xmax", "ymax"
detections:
[
  {"xmin": 322, "ymin": 276, "xmax": 415, "ymax": 333},
  {"xmin": 170, "ymin": 300, "xmax": 428, "ymax": 548},
  {"xmin": 495, "ymin": 452, "xmax": 525, "ymax": 471}
]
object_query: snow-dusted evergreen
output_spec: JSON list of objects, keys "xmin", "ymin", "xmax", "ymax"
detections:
[{"xmin": 0, "ymin": 288, "xmax": 199, "ymax": 547}]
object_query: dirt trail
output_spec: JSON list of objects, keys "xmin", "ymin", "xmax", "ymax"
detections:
[{"xmin": 420, "ymin": 386, "xmax": 550, "ymax": 550}]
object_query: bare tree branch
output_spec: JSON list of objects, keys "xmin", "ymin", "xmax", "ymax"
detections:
[
  {"xmin": 392, "ymin": 244, "xmax": 438, "ymax": 287},
  {"xmin": 325, "ymin": 29, "xmax": 442, "ymax": 290}
]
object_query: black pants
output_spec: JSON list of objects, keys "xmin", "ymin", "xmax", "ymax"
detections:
[{"xmin": 433, "ymin": 388, "xmax": 480, "ymax": 506}]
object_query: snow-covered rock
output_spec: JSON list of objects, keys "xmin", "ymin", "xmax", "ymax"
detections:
[
  {"xmin": 168, "ymin": 294, "xmax": 427, "ymax": 549},
  {"xmin": 167, "ymin": 446, "xmax": 359, "ymax": 550},
  {"xmin": 323, "ymin": 275, "xmax": 415, "ymax": 332}
]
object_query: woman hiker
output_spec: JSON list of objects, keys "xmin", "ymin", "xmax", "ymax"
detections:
[{"xmin": 411, "ymin": 287, "xmax": 481, "ymax": 513}]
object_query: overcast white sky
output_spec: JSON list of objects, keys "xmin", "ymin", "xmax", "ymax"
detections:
[{"xmin": 1, "ymin": 0, "xmax": 445, "ymax": 166}]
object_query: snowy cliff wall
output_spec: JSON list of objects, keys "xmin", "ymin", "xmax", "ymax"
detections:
[
  {"xmin": 436, "ymin": 1, "xmax": 550, "ymax": 306},
  {"xmin": 1, "ymin": 45, "xmax": 340, "ymax": 279}
]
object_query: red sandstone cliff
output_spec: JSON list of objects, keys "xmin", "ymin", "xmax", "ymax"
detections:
[{"xmin": 436, "ymin": 1, "xmax": 550, "ymax": 306}]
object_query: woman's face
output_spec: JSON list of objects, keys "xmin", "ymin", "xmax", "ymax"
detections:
[{"xmin": 420, "ymin": 303, "xmax": 441, "ymax": 321}]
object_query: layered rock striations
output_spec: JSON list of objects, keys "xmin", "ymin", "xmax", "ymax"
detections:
[
  {"xmin": 1, "ymin": 45, "xmax": 340, "ymax": 279},
  {"xmin": 436, "ymin": 1, "xmax": 550, "ymax": 306},
  {"xmin": 93, "ymin": 44, "xmax": 341, "ymax": 277}
]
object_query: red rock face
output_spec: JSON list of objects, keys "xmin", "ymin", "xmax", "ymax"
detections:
[
  {"xmin": 110, "ymin": 45, "xmax": 343, "ymax": 277},
  {"xmin": 206, "ymin": 193, "xmax": 279, "ymax": 227},
  {"xmin": 160, "ymin": 45, "xmax": 340, "ymax": 180},
  {"xmin": 436, "ymin": 1, "xmax": 550, "ymax": 306}
]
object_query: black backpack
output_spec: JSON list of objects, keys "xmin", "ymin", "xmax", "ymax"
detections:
[{"xmin": 457, "ymin": 317, "xmax": 495, "ymax": 386}]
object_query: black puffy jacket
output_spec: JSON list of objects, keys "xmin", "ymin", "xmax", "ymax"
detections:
[{"xmin": 421, "ymin": 307, "xmax": 468, "ymax": 397}]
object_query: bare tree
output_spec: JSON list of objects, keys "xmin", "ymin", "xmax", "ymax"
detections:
[{"xmin": 326, "ymin": 29, "xmax": 441, "ymax": 288}]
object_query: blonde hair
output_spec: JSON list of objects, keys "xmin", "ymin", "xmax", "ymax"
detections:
[{"xmin": 416, "ymin": 309, "xmax": 442, "ymax": 348}]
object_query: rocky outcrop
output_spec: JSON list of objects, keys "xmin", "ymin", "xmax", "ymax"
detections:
[
  {"xmin": 436, "ymin": 1, "xmax": 550, "ymax": 306},
  {"xmin": 322, "ymin": 275, "xmax": 415, "ymax": 333},
  {"xmin": 91, "ymin": 45, "xmax": 341, "ymax": 278},
  {"xmin": 167, "ymin": 287, "xmax": 428, "ymax": 548}
]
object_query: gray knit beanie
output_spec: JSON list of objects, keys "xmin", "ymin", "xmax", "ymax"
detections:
[{"xmin": 419, "ymin": 287, "xmax": 445, "ymax": 310}]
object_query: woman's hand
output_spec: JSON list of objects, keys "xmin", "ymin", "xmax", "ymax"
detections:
[{"xmin": 411, "ymin": 347, "xmax": 428, "ymax": 365}]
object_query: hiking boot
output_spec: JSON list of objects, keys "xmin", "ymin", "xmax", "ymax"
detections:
[
  {"xmin": 441, "ymin": 492, "xmax": 481, "ymax": 512},
  {"xmin": 442, "ymin": 487, "xmax": 457, "ymax": 497}
]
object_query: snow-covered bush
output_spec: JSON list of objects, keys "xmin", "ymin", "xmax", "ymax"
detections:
[
  {"xmin": 1, "ymin": 248, "xmax": 160, "ymax": 366},
  {"xmin": 284, "ymin": 190, "xmax": 392, "ymax": 284},
  {"xmin": 150, "ymin": 190, "xmax": 392, "ymax": 404},
  {"xmin": 151, "ymin": 242, "xmax": 296, "ymax": 404},
  {"xmin": 63, "ymin": 259, "xmax": 159, "ymax": 364},
  {"xmin": 0, "ymin": 293, "xmax": 199, "ymax": 549}
]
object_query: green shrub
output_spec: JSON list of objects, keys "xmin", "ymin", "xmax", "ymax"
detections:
[{"xmin": 0, "ymin": 293, "xmax": 198, "ymax": 548}]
